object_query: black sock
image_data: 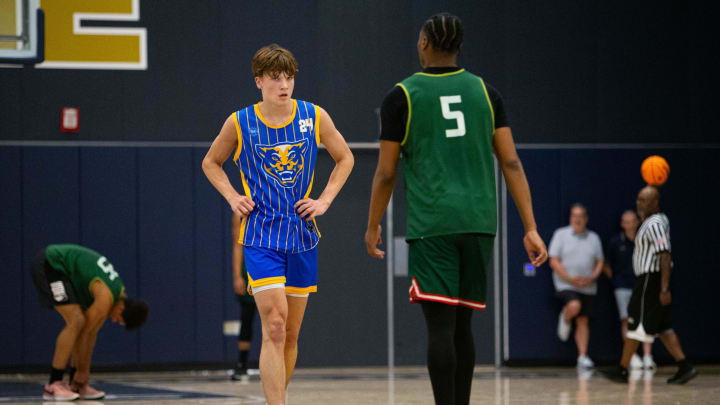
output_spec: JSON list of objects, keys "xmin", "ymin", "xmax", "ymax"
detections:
[
  {"xmin": 421, "ymin": 301, "xmax": 458, "ymax": 405},
  {"xmin": 49, "ymin": 367, "xmax": 64, "ymax": 384},
  {"xmin": 238, "ymin": 350, "xmax": 249, "ymax": 369},
  {"xmin": 453, "ymin": 307, "xmax": 475, "ymax": 405},
  {"xmin": 677, "ymin": 359, "xmax": 691, "ymax": 369},
  {"xmin": 67, "ymin": 367, "xmax": 77, "ymax": 384}
]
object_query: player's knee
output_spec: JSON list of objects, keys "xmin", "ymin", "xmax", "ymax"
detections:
[
  {"xmin": 565, "ymin": 300, "xmax": 581, "ymax": 317},
  {"xmin": 266, "ymin": 318, "xmax": 286, "ymax": 344},
  {"xmin": 66, "ymin": 312, "xmax": 86, "ymax": 332}
]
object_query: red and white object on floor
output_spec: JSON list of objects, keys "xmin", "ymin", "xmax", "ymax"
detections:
[{"xmin": 61, "ymin": 107, "xmax": 79, "ymax": 132}]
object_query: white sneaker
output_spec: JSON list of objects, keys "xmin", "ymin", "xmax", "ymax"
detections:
[
  {"xmin": 643, "ymin": 355, "xmax": 656, "ymax": 370},
  {"xmin": 557, "ymin": 312, "xmax": 571, "ymax": 341},
  {"xmin": 577, "ymin": 368, "xmax": 593, "ymax": 380},
  {"xmin": 630, "ymin": 369, "xmax": 644, "ymax": 381},
  {"xmin": 630, "ymin": 354, "xmax": 643, "ymax": 369},
  {"xmin": 73, "ymin": 383, "xmax": 105, "ymax": 400},
  {"xmin": 577, "ymin": 354, "xmax": 594, "ymax": 369}
]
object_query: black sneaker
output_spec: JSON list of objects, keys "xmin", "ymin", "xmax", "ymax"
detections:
[
  {"xmin": 603, "ymin": 365, "xmax": 629, "ymax": 383},
  {"xmin": 231, "ymin": 367, "xmax": 249, "ymax": 381},
  {"xmin": 667, "ymin": 365, "xmax": 698, "ymax": 384}
]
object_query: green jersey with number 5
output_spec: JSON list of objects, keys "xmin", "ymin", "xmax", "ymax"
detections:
[
  {"xmin": 397, "ymin": 69, "xmax": 496, "ymax": 240},
  {"xmin": 45, "ymin": 244, "xmax": 125, "ymax": 307}
]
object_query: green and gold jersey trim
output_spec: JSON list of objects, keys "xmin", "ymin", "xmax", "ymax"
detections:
[
  {"xmin": 478, "ymin": 77, "xmax": 495, "ymax": 130},
  {"xmin": 413, "ymin": 68, "xmax": 466, "ymax": 78},
  {"xmin": 396, "ymin": 83, "xmax": 412, "ymax": 146}
]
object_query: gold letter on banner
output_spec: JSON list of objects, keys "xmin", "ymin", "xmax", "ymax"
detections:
[{"xmin": 38, "ymin": 0, "xmax": 146, "ymax": 69}]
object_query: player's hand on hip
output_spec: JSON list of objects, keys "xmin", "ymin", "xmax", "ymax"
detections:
[
  {"xmin": 523, "ymin": 230, "xmax": 548, "ymax": 267},
  {"xmin": 365, "ymin": 225, "xmax": 385, "ymax": 259},
  {"xmin": 294, "ymin": 198, "xmax": 329, "ymax": 221},
  {"xmin": 228, "ymin": 195, "xmax": 255, "ymax": 216},
  {"xmin": 659, "ymin": 291, "xmax": 671, "ymax": 306}
]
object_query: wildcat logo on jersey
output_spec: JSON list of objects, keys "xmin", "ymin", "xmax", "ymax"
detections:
[{"xmin": 255, "ymin": 140, "xmax": 308, "ymax": 187}]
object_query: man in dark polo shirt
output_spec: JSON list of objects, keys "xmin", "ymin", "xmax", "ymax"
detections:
[{"xmin": 604, "ymin": 210, "xmax": 655, "ymax": 369}]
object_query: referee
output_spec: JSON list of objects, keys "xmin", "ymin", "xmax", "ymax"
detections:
[{"xmin": 606, "ymin": 186, "xmax": 697, "ymax": 384}]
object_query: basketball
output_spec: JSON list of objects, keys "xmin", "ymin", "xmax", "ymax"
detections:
[{"xmin": 641, "ymin": 155, "xmax": 670, "ymax": 185}]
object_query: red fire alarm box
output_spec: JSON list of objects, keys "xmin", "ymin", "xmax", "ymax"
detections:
[{"xmin": 61, "ymin": 108, "xmax": 79, "ymax": 132}]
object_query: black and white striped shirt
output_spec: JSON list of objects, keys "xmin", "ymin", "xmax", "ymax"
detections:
[{"xmin": 633, "ymin": 213, "xmax": 671, "ymax": 275}]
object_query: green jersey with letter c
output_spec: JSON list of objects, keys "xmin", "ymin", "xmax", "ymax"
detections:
[
  {"xmin": 397, "ymin": 69, "xmax": 497, "ymax": 240},
  {"xmin": 45, "ymin": 244, "xmax": 125, "ymax": 308}
]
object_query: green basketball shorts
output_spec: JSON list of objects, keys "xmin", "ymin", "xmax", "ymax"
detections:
[{"xmin": 408, "ymin": 233, "xmax": 494, "ymax": 310}]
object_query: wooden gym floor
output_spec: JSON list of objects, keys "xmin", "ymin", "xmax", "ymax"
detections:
[{"xmin": 1, "ymin": 365, "xmax": 718, "ymax": 404}]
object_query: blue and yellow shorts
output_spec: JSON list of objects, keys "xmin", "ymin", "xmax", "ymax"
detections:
[{"xmin": 244, "ymin": 246, "xmax": 318, "ymax": 297}]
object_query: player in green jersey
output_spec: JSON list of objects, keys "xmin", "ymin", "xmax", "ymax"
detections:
[
  {"xmin": 365, "ymin": 13, "xmax": 548, "ymax": 405},
  {"xmin": 30, "ymin": 244, "xmax": 148, "ymax": 401}
]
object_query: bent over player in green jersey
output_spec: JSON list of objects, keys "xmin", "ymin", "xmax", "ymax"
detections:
[
  {"xmin": 365, "ymin": 13, "xmax": 548, "ymax": 405},
  {"xmin": 30, "ymin": 244, "xmax": 148, "ymax": 401}
]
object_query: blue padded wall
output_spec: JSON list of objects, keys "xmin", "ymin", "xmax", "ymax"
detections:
[
  {"xmin": 0, "ymin": 147, "xmax": 23, "ymax": 365},
  {"xmin": 192, "ymin": 149, "xmax": 226, "ymax": 362},
  {"xmin": 136, "ymin": 148, "xmax": 195, "ymax": 363},
  {"xmin": 79, "ymin": 148, "xmax": 139, "ymax": 364},
  {"xmin": 3, "ymin": 145, "xmax": 717, "ymax": 368},
  {"xmin": 22, "ymin": 147, "xmax": 81, "ymax": 364}
]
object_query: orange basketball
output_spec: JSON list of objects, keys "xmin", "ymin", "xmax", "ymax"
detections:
[{"xmin": 641, "ymin": 155, "xmax": 669, "ymax": 185}]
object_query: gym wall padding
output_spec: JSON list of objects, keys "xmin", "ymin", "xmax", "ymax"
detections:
[
  {"xmin": 80, "ymin": 147, "xmax": 139, "ymax": 364},
  {"xmin": 505, "ymin": 147, "xmax": 720, "ymax": 364},
  {"xmin": 2, "ymin": 145, "xmax": 719, "ymax": 368},
  {"xmin": 21, "ymin": 147, "xmax": 81, "ymax": 365},
  {"xmin": 0, "ymin": 147, "xmax": 23, "ymax": 365},
  {"xmin": 1, "ymin": 146, "xmax": 396, "ymax": 368}
]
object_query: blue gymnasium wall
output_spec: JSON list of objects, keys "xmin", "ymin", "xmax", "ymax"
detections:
[
  {"xmin": 0, "ymin": 146, "xmax": 390, "ymax": 368},
  {"xmin": 505, "ymin": 147, "xmax": 720, "ymax": 364},
  {"xmin": 4, "ymin": 145, "xmax": 718, "ymax": 369}
]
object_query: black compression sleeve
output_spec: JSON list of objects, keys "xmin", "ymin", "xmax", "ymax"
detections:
[
  {"xmin": 380, "ymin": 79, "xmax": 509, "ymax": 143},
  {"xmin": 485, "ymin": 83, "xmax": 509, "ymax": 128},
  {"xmin": 379, "ymin": 86, "xmax": 408, "ymax": 142}
]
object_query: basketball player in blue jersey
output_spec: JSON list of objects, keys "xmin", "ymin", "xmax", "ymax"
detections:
[{"xmin": 202, "ymin": 44, "xmax": 353, "ymax": 405}]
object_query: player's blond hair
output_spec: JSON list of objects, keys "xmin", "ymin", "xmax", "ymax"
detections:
[{"xmin": 252, "ymin": 44, "xmax": 298, "ymax": 79}]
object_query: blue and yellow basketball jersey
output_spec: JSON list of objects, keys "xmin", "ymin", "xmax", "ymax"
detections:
[{"xmin": 232, "ymin": 99, "xmax": 321, "ymax": 253}]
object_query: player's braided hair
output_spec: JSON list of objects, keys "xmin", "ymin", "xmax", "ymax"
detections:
[{"xmin": 422, "ymin": 13, "xmax": 463, "ymax": 54}]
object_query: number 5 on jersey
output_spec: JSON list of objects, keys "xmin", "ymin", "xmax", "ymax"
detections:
[
  {"xmin": 97, "ymin": 256, "xmax": 119, "ymax": 281},
  {"xmin": 440, "ymin": 95, "xmax": 466, "ymax": 138}
]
